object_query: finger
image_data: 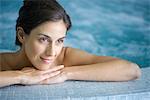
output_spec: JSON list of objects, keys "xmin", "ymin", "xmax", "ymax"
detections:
[
  {"xmin": 38, "ymin": 71, "xmax": 60, "ymax": 84},
  {"xmin": 39, "ymin": 77, "xmax": 57, "ymax": 85},
  {"xmin": 41, "ymin": 71, "xmax": 61, "ymax": 80},
  {"xmin": 49, "ymin": 65, "xmax": 64, "ymax": 72},
  {"xmin": 40, "ymin": 65, "xmax": 64, "ymax": 74},
  {"xmin": 38, "ymin": 79, "xmax": 49, "ymax": 85},
  {"xmin": 21, "ymin": 67, "xmax": 35, "ymax": 72},
  {"xmin": 39, "ymin": 76, "xmax": 64, "ymax": 85}
]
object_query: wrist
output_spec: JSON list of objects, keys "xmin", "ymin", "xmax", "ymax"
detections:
[
  {"xmin": 13, "ymin": 71, "xmax": 24, "ymax": 84},
  {"xmin": 62, "ymin": 67, "xmax": 74, "ymax": 80}
]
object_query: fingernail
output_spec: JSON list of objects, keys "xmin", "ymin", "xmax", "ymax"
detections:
[
  {"xmin": 60, "ymin": 65, "xmax": 64, "ymax": 68},
  {"xmin": 56, "ymin": 71, "xmax": 61, "ymax": 74}
]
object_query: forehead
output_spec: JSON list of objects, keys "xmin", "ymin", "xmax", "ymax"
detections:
[{"xmin": 30, "ymin": 20, "xmax": 67, "ymax": 39}]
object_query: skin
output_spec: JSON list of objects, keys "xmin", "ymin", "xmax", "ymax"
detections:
[
  {"xmin": 20, "ymin": 20, "xmax": 67, "ymax": 70},
  {"xmin": 0, "ymin": 20, "xmax": 141, "ymax": 87}
]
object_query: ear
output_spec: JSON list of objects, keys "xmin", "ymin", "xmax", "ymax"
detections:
[{"xmin": 17, "ymin": 27, "xmax": 26, "ymax": 44}]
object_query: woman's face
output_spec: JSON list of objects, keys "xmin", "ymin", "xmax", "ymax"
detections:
[{"xmin": 24, "ymin": 20, "xmax": 67, "ymax": 70}]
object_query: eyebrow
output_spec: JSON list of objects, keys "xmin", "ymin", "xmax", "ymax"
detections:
[{"xmin": 37, "ymin": 33, "xmax": 66, "ymax": 40}]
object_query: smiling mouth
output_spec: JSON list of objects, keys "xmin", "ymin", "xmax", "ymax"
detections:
[{"xmin": 40, "ymin": 57, "xmax": 54, "ymax": 64}]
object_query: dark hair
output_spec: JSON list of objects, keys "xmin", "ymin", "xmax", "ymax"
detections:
[{"xmin": 15, "ymin": 0, "xmax": 72, "ymax": 46}]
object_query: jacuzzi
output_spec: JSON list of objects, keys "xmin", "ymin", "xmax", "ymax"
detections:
[{"xmin": 0, "ymin": 0, "xmax": 149, "ymax": 100}]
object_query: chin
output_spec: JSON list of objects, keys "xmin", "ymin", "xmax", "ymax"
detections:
[
  {"xmin": 36, "ymin": 66, "xmax": 50, "ymax": 71},
  {"xmin": 32, "ymin": 59, "xmax": 53, "ymax": 70},
  {"xmin": 35, "ymin": 64, "xmax": 51, "ymax": 71}
]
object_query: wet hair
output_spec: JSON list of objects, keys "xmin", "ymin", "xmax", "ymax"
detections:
[{"xmin": 15, "ymin": 0, "xmax": 72, "ymax": 46}]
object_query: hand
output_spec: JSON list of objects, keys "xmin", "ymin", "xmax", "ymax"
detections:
[
  {"xmin": 20, "ymin": 65, "xmax": 64, "ymax": 85},
  {"xmin": 39, "ymin": 68, "xmax": 68, "ymax": 85}
]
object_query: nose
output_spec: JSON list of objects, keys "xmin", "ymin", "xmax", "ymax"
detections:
[{"xmin": 45, "ymin": 43, "xmax": 56, "ymax": 57}]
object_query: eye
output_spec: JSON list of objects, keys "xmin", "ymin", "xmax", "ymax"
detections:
[
  {"xmin": 38, "ymin": 37, "xmax": 49, "ymax": 44},
  {"xmin": 58, "ymin": 39, "xmax": 64, "ymax": 43},
  {"xmin": 56, "ymin": 39, "xmax": 64, "ymax": 44}
]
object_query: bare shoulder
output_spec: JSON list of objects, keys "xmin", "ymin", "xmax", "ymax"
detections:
[
  {"xmin": 63, "ymin": 47, "xmax": 96, "ymax": 66},
  {"xmin": 56, "ymin": 47, "xmax": 67, "ymax": 65},
  {"xmin": 0, "ymin": 53, "xmax": 2, "ymax": 70},
  {"xmin": 0, "ymin": 52, "xmax": 12, "ymax": 71},
  {"xmin": 0, "ymin": 53, "xmax": 5, "ymax": 71},
  {"xmin": 63, "ymin": 47, "xmax": 120, "ymax": 67},
  {"xmin": 64, "ymin": 47, "xmax": 95, "ymax": 60}
]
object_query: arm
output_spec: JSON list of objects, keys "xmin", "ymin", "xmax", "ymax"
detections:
[
  {"xmin": 63, "ymin": 60, "xmax": 141, "ymax": 81},
  {"xmin": 0, "ymin": 65, "xmax": 64, "ymax": 88},
  {"xmin": 0, "ymin": 71, "xmax": 21, "ymax": 87},
  {"xmin": 13, "ymin": 47, "xmax": 141, "ymax": 85},
  {"xmin": 32, "ymin": 47, "xmax": 141, "ymax": 84},
  {"xmin": 62, "ymin": 47, "xmax": 141, "ymax": 81},
  {"xmin": 0, "ymin": 53, "xmax": 20, "ymax": 87}
]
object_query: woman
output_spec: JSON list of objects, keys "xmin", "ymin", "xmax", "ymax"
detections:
[{"xmin": 0, "ymin": 0, "xmax": 141, "ymax": 88}]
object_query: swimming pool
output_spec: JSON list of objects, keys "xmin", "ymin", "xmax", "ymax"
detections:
[
  {"xmin": 0, "ymin": 0, "xmax": 150, "ymax": 100},
  {"xmin": 0, "ymin": 0, "xmax": 149, "ymax": 68}
]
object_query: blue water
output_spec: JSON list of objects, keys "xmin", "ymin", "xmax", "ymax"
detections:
[{"xmin": 0, "ymin": 0, "xmax": 150, "ymax": 68}]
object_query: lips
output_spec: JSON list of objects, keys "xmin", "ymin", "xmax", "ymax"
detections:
[{"xmin": 40, "ymin": 57, "xmax": 54, "ymax": 64}]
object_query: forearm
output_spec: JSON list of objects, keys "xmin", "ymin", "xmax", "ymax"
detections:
[
  {"xmin": 0, "ymin": 71, "xmax": 21, "ymax": 88},
  {"xmin": 64, "ymin": 60, "xmax": 141, "ymax": 81}
]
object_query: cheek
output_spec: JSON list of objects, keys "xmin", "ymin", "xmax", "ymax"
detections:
[
  {"xmin": 25, "ymin": 40, "xmax": 45, "ymax": 59},
  {"xmin": 56, "ymin": 45, "xmax": 63, "ymax": 55}
]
